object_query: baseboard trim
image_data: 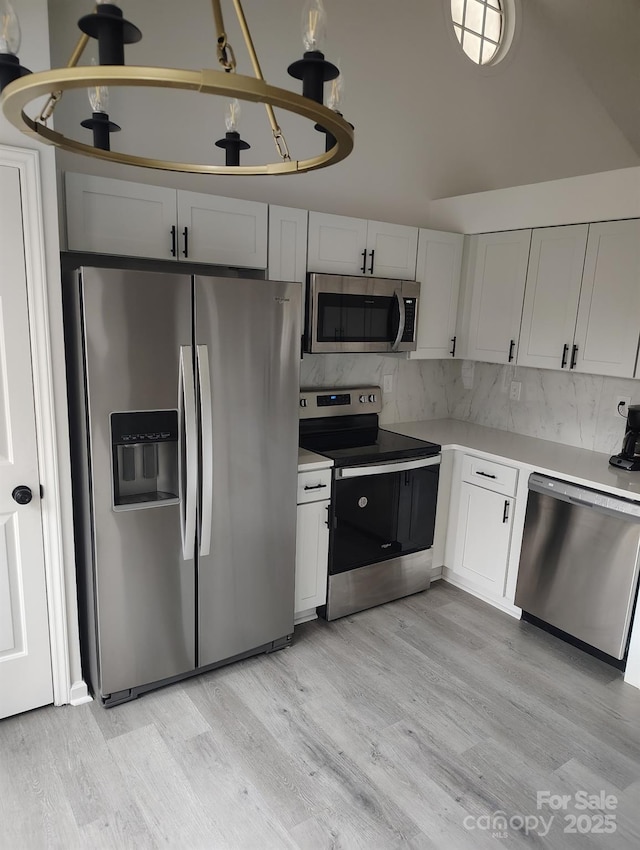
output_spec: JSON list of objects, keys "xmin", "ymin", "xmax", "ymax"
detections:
[
  {"xmin": 441, "ymin": 570, "xmax": 522, "ymax": 619},
  {"xmin": 294, "ymin": 609, "xmax": 318, "ymax": 626},
  {"xmin": 69, "ymin": 679, "xmax": 92, "ymax": 706}
]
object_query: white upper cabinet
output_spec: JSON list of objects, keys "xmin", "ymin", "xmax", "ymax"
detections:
[
  {"xmin": 465, "ymin": 230, "xmax": 532, "ymax": 364},
  {"xmin": 65, "ymin": 173, "xmax": 177, "ymax": 260},
  {"xmin": 307, "ymin": 212, "xmax": 370, "ymax": 276},
  {"xmin": 518, "ymin": 225, "xmax": 588, "ymax": 370},
  {"xmin": 177, "ymin": 191, "xmax": 268, "ymax": 268},
  {"xmin": 410, "ymin": 228, "xmax": 463, "ymax": 360},
  {"xmin": 365, "ymin": 220, "xmax": 418, "ymax": 280},
  {"xmin": 268, "ymin": 205, "xmax": 308, "ymax": 283},
  {"xmin": 573, "ymin": 220, "xmax": 640, "ymax": 378},
  {"xmin": 307, "ymin": 212, "xmax": 418, "ymax": 279},
  {"xmin": 65, "ymin": 173, "xmax": 268, "ymax": 268}
]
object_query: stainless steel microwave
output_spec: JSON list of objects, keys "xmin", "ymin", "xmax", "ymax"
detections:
[{"xmin": 304, "ymin": 273, "xmax": 420, "ymax": 354}]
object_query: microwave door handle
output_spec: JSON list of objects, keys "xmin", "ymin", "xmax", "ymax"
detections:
[
  {"xmin": 197, "ymin": 345, "xmax": 213, "ymax": 558},
  {"xmin": 391, "ymin": 291, "xmax": 405, "ymax": 351}
]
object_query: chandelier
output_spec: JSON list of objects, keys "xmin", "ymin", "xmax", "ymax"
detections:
[{"xmin": 0, "ymin": 0, "xmax": 354, "ymax": 175}]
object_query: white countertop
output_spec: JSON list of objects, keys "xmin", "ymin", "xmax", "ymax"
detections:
[
  {"xmin": 298, "ymin": 448, "xmax": 334, "ymax": 472},
  {"xmin": 387, "ymin": 419, "xmax": 640, "ymax": 500}
]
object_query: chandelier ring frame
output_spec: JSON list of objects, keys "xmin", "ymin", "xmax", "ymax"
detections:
[{"xmin": 1, "ymin": 65, "xmax": 354, "ymax": 175}]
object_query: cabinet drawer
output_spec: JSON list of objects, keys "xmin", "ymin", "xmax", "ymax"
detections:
[
  {"xmin": 461, "ymin": 455, "xmax": 518, "ymax": 496},
  {"xmin": 297, "ymin": 468, "xmax": 332, "ymax": 504}
]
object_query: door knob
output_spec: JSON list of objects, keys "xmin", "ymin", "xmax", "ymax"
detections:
[{"xmin": 12, "ymin": 485, "xmax": 32, "ymax": 505}]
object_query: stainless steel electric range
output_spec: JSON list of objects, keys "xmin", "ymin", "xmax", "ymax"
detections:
[{"xmin": 299, "ymin": 386, "xmax": 441, "ymax": 620}]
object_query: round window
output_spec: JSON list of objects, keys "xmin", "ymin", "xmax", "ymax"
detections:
[{"xmin": 451, "ymin": 0, "xmax": 509, "ymax": 65}]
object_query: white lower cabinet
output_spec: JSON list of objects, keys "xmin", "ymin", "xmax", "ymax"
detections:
[
  {"xmin": 450, "ymin": 482, "xmax": 514, "ymax": 598},
  {"xmin": 444, "ymin": 452, "xmax": 520, "ymax": 611},
  {"xmin": 295, "ymin": 467, "xmax": 331, "ymax": 623}
]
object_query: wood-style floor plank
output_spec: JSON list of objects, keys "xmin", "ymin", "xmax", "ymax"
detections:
[{"xmin": 2, "ymin": 582, "xmax": 640, "ymax": 849}]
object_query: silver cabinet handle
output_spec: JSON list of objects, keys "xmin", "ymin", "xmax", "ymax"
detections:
[
  {"xmin": 197, "ymin": 345, "xmax": 213, "ymax": 558},
  {"xmin": 179, "ymin": 346, "xmax": 197, "ymax": 561},
  {"xmin": 391, "ymin": 291, "xmax": 405, "ymax": 352}
]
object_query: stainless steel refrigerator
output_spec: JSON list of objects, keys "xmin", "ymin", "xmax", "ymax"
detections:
[{"xmin": 65, "ymin": 266, "xmax": 301, "ymax": 706}]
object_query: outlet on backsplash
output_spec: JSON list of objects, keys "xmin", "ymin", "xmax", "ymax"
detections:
[
  {"xmin": 509, "ymin": 381, "xmax": 522, "ymax": 401},
  {"xmin": 383, "ymin": 374, "xmax": 393, "ymax": 394}
]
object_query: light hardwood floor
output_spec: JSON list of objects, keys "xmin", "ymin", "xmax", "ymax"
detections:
[{"xmin": 2, "ymin": 581, "xmax": 640, "ymax": 849}]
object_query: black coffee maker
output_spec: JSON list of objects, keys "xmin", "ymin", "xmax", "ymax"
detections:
[{"xmin": 610, "ymin": 405, "xmax": 640, "ymax": 471}]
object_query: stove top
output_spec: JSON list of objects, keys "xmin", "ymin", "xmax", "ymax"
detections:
[
  {"xmin": 299, "ymin": 426, "xmax": 440, "ymax": 468},
  {"xmin": 298, "ymin": 386, "xmax": 440, "ymax": 468}
]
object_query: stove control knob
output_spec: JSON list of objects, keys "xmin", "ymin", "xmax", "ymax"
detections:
[
  {"xmin": 359, "ymin": 394, "xmax": 368, "ymax": 403},
  {"xmin": 299, "ymin": 398, "xmax": 307, "ymax": 408},
  {"xmin": 368, "ymin": 393, "xmax": 377, "ymax": 403}
]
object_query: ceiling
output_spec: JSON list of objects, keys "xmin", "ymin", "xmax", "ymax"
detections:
[{"xmin": 45, "ymin": 0, "xmax": 640, "ymax": 226}]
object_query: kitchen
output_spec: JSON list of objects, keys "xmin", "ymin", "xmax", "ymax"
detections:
[{"xmin": 2, "ymin": 0, "xmax": 640, "ymax": 847}]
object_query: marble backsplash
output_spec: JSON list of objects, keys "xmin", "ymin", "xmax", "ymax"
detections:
[
  {"xmin": 446, "ymin": 360, "xmax": 635, "ymax": 456},
  {"xmin": 300, "ymin": 354, "xmax": 635, "ymax": 456},
  {"xmin": 299, "ymin": 354, "xmax": 450, "ymax": 425}
]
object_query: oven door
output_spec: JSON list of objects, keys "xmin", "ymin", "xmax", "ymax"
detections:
[
  {"xmin": 330, "ymin": 456, "xmax": 440, "ymax": 574},
  {"xmin": 306, "ymin": 274, "xmax": 419, "ymax": 353}
]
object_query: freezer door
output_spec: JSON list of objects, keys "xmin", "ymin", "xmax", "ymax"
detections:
[
  {"xmin": 80, "ymin": 268, "xmax": 196, "ymax": 697},
  {"xmin": 195, "ymin": 276, "xmax": 301, "ymax": 667}
]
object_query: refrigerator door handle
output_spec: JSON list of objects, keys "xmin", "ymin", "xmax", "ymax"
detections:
[
  {"xmin": 197, "ymin": 344, "xmax": 213, "ymax": 558},
  {"xmin": 179, "ymin": 346, "xmax": 197, "ymax": 561}
]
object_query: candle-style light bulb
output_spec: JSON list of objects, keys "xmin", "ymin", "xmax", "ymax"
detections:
[
  {"xmin": 225, "ymin": 99, "xmax": 241, "ymax": 133},
  {"xmin": 0, "ymin": 0, "xmax": 21, "ymax": 55},
  {"xmin": 88, "ymin": 61, "xmax": 110, "ymax": 113},
  {"xmin": 327, "ymin": 65, "xmax": 343, "ymax": 113},
  {"xmin": 302, "ymin": 0, "xmax": 327, "ymax": 53}
]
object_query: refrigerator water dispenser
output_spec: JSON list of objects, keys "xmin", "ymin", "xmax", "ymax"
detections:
[{"xmin": 111, "ymin": 411, "xmax": 179, "ymax": 510}]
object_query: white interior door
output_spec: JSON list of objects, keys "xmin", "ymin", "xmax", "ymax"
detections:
[{"xmin": 0, "ymin": 165, "xmax": 52, "ymax": 718}]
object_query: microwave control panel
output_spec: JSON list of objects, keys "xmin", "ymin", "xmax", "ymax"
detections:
[{"xmin": 402, "ymin": 298, "xmax": 417, "ymax": 342}]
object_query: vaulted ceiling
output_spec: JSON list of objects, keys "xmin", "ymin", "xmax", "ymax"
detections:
[{"xmin": 46, "ymin": 0, "xmax": 640, "ymax": 225}]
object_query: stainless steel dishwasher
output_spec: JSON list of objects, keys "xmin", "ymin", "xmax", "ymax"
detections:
[{"xmin": 515, "ymin": 474, "xmax": 640, "ymax": 662}]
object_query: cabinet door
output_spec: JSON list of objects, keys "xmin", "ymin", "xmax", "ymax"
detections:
[
  {"xmin": 65, "ymin": 173, "xmax": 177, "ymax": 259},
  {"xmin": 307, "ymin": 212, "xmax": 368, "ymax": 275},
  {"xmin": 410, "ymin": 228, "xmax": 463, "ymax": 359},
  {"xmin": 452, "ymin": 482, "xmax": 513, "ymax": 597},
  {"xmin": 268, "ymin": 206, "xmax": 308, "ymax": 328},
  {"xmin": 268, "ymin": 206, "xmax": 308, "ymax": 283},
  {"xmin": 177, "ymin": 191, "xmax": 268, "ymax": 268},
  {"xmin": 366, "ymin": 220, "xmax": 419, "ymax": 280},
  {"xmin": 466, "ymin": 230, "xmax": 532, "ymax": 364},
  {"xmin": 518, "ymin": 225, "xmax": 588, "ymax": 370},
  {"xmin": 573, "ymin": 220, "xmax": 640, "ymax": 378},
  {"xmin": 295, "ymin": 500, "xmax": 329, "ymax": 614}
]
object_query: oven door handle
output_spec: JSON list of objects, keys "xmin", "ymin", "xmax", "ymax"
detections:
[
  {"xmin": 391, "ymin": 291, "xmax": 405, "ymax": 352},
  {"xmin": 336, "ymin": 455, "xmax": 440, "ymax": 479}
]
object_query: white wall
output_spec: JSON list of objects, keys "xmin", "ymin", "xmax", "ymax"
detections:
[
  {"xmin": 0, "ymin": 1, "xmax": 83, "ymax": 700},
  {"xmin": 446, "ymin": 360, "xmax": 635, "ymax": 456},
  {"xmin": 428, "ymin": 166, "xmax": 640, "ymax": 234},
  {"xmin": 46, "ymin": 0, "xmax": 640, "ymax": 226}
]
